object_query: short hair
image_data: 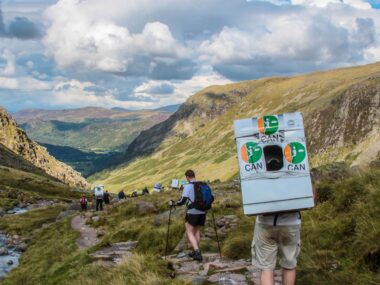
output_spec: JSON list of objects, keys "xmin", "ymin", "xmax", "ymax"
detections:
[{"xmin": 185, "ymin": 169, "xmax": 195, "ymax": 178}]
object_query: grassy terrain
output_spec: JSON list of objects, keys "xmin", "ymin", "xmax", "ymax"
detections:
[
  {"xmin": 92, "ymin": 62, "xmax": 380, "ymax": 192},
  {"xmin": 16, "ymin": 108, "xmax": 172, "ymax": 153},
  {"xmin": 1, "ymin": 163, "xmax": 379, "ymax": 284},
  {"xmin": 0, "ymin": 166, "xmax": 83, "ymax": 210}
]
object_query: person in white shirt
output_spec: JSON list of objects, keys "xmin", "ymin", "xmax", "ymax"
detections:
[
  {"xmin": 169, "ymin": 169, "xmax": 206, "ymax": 262},
  {"xmin": 252, "ymin": 187, "xmax": 317, "ymax": 285}
]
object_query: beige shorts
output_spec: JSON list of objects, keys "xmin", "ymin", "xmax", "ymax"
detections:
[{"xmin": 251, "ymin": 223, "xmax": 301, "ymax": 270}]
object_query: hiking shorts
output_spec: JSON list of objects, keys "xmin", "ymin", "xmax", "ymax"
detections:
[
  {"xmin": 251, "ymin": 223, "xmax": 301, "ymax": 270},
  {"xmin": 185, "ymin": 214, "xmax": 206, "ymax": 227}
]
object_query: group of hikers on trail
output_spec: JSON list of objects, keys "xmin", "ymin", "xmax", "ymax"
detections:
[
  {"xmin": 79, "ymin": 185, "xmax": 110, "ymax": 212},
  {"xmin": 118, "ymin": 186, "xmax": 149, "ymax": 200},
  {"xmin": 78, "ymin": 166, "xmax": 313, "ymax": 285},
  {"xmin": 167, "ymin": 169, "xmax": 315, "ymax": 285}
]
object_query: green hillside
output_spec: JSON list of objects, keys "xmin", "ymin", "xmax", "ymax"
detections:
[
  {"xmin": 1, "ymin": 163, "xmax": 379, "ymax": 284},
  {"xmin": 15, "ymin": 107, "xmax": 173, "ymax": 153},
  {"xmin": 91, "ymin": 62, "xmax": 380, "ymax": 192}
]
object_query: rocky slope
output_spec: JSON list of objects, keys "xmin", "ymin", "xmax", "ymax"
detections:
[
  {"xmin": 0, "ymin": 107, "xmax": 89, "ymax": 189},
  {"xmin": 91, "ymin": 62, "xmax": 380, "ymax": 191}
]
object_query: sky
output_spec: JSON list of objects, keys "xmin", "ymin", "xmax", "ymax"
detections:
[{"xmin": 0, "ymin": 0, "xmax": 379, "ymax": 112}]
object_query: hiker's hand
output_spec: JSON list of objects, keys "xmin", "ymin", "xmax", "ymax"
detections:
[{"xmin": 168, "ymin": 200, "xmax": 175, "ymax": 207}]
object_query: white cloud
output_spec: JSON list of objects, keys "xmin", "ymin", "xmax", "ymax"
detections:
[
  {"xmin": 51, "ymin": 79, "xmax": 156, "ymax": 109},
  {"xmin": 0, "ymin": 49, "xmax": 16, "ymax": 76},
  {"xmin": 291, "ymin": 0, "xmax": 372, "ymax": 9},
  {"xmin": 43, "ymin": 0, "xmax": 191, "ymax": 75},
  {"xmin": 0, "ymin": 75, "xmax": 50, "ymax": 90}
]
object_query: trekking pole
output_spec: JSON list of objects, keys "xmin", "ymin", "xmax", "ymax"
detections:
[
  {"xmin": 211, "ymin": 209, "xmax": 222, "ymax": 259},
  {"xmin": 165, "ymin": 205, "xmax": 174, "ymax": 260}
]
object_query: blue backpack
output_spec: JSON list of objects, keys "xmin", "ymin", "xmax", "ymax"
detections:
[{"xmin": 190, "ymin": 182, "xmax": 214, "ymax": 211}]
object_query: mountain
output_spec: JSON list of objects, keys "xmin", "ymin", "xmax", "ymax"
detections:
[
  {"xmin": 14, "ymin": 107, "xmax": 173, "ymax": 153},
  {"xmin": 13, "ymin": 106, "xmax": 174, "ymax": 176},
  {"xmin": 0, "ymin": 107, "xmax": 89, "ymax": 189},
  {"xmin": 91, "ymin": 62, "xmax": 380, "ymax": 191}
]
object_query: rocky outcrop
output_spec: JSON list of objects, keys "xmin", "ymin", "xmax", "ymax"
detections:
[{"xmin": 0, "ymin": 107, "xmax": 89, "ymax": 189}]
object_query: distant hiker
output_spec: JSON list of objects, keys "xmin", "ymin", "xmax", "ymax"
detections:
[
  {"xmin": 103, "ymin": 190, "xmax": 110, "ymax": 205},
  {"xmin": 142, "ymin": 187, "xmax": 149, "ymax": 196},
  {"xmin": 94, "ymin": 185, "xmax": 104, "ymax": 211},
  {"xmin": 131, "ymin": 191, "xmax": 138, "ymax": 198},
  {"xmin": 252, "ymin": 186, "xmax": 317, "ymax": 285},
  {"xmin": 169, "ymin": 169, "xmax": 214, "ymax": 262},
  {"xmin": 80, "ymin": 195, "xmax": 87, "ymax": 211},
  {"xmin": 118, "ymin": 190, "xmax": 126, "ymax": 200}
]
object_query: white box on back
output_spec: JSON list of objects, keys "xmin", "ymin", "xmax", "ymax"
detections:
[{"xmin": 234, "ymin": 112, "xmax": 314, "ymax": 215}]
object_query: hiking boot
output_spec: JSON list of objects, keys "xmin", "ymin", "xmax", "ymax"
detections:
[
  {"xmin": 188, "ymin": 250, "xmax": 196, "ymax": 258},
  {"xmin": 192, "ymin": 250, "xmax": 203, "ymax": 262}
]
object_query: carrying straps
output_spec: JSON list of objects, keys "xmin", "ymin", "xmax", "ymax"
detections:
[{"xmin": 272, "ymin": 211, "xmax": 301, "ymax": 226}]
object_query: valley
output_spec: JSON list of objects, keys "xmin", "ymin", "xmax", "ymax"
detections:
[{"xmin": 0, "ymin": 62, "xmax": 379, "ymax": 285}]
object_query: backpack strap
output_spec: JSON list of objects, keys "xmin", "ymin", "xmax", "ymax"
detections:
[{"xmin": 273, "ymin": 214, "xmax": 279, "ymax": 226}]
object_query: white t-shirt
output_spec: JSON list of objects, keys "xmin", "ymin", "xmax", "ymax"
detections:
[
  {"xmin": 256, "ymin": 212, "xmax": 301, "ymax": 226},
  {"xmin": 182, "ymin": 180, "xmax": 206, "ymax": 215}
]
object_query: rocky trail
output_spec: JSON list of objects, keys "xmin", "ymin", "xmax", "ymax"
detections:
[
  {"xmin": 71, "ymin": 214, "xmax": 99, "ymax": 249},
  {"xmin": 166, "ymin": 253, "xmax": 283, "ymax": 285}
]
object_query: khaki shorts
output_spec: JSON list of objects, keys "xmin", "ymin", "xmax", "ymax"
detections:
[{"xmin": 251, "ymin": 223, "xmax": 301, "ymax": 270}]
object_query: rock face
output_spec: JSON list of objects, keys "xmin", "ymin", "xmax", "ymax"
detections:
[{"xmin": 0, "ymin": 107, "xmax": 89, "ymax": 189}]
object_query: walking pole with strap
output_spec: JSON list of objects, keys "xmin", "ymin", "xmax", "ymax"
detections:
[
  {"xmin": 165, "ymin": 205, "xmax": 174, "ymax": 260},
  {"xmin": 211, "ymin": 209, "xmax": 222, "ymax": 258}
]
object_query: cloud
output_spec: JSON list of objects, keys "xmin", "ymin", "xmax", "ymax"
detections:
[
  {"xmin": 43, "ymin": 0, "xmax": 196, "ymax": 78},
  {"xmin": 1, "ymin": 0, "xmax": 380, "ymax": 112},
  {"xmin": 7, "ymin": 17, "xmax": 42, "ymax": 39},
  {"xmin": 199, "ymin": 6, "xmax": 380, "ymax": 79},
  {"xmin": 134, "ymin": 82, "xmax": 175, "ymax": 95},
  {"xmin": 0, "ymin": 4, "xmax": 42, "ymax": 40}
]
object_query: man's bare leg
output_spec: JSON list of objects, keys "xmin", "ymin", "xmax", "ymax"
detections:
[
  {"xmin": 261, "ymin": 270, "xmax": 274, "ymax": 285},
  {"xmin": 282, "ymin": 268, "xmax": 296, "ymax": 285},
  {"xmin": 185, "ymin": 222, "xmax": 199, "ymax": 250},
  {"xmin": 195, "ymin": 226, "xmax": 201, "ymax": 245}
]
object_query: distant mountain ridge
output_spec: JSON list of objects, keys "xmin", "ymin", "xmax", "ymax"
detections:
[
  {"xmin": 91, "ymin": 62, "xmax": 380, "ymax": 191},
  {"xmin": 0, "ymin": 107, "xmax": 89, "ymax": 188},
  {"xmin": 14, "ymin": 106, "xmax": 174, "ymax": 153}
]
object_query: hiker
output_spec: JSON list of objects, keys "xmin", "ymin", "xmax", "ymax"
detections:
[
  {"xmin": 169, "ymin": 169, "xmax": 213, "ymax": 262},
  {"xmin": 80, "ymin": 195, "xmax": 87, "ymax": 211},
  {"xmin": 252, "ymin": 186, "xmax": 317, "ymax": 285},
  {"xmin": 118, "ymin": 190, "xmax": 126, "ymax": 200},
  {"xmin": 131, "ymin": 191, "xmax": 138, "ymax": 198},
  {"xmin": 142, "ymin": 187, "xmax": 149, "ymax": 195},
  {"xmin": 103, "ymin": 190, "xmax": 111, "ymax": 208},
  {"xmin": 94, "ymin": 185, "xmax": 104, "ymax": 211}
]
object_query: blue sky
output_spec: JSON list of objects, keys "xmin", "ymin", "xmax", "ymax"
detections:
[{"xmin": 0, "ymin": 0, "xmax": 379, "ymax": 112}]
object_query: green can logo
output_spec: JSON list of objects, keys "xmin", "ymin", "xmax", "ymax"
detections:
[
  {"xmin": 284, "ymin": 142, "xmax": 306, "ymax": 164},
  {"xmin": 258, "ymin": 115, "xmax": 279, "ymax": 135},
  {"xmin": 241, "ymin": 142, "xmax": 262, "ymax": 163}
]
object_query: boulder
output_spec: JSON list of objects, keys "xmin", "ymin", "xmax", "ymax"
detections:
[
  {"xmin": 7, "ymin": 260, "xmax": 13, "ymax": 266},
  {"xmin": 16, "ymin": 242, "xmax": 28, "ymax": 252},
  {"xmin": 0, "ymin": 247, "xmax": 8, "ymax": 255},
  {"xmin": 136, "ymin": 201, "xmax": 156, "ymax": 215},
  {"xmin": 92, "ymin": 216, "xmax": 100, "ymax": 222}
]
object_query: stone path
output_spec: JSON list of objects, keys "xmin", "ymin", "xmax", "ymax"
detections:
[
  {"xmin": 166, "ymin": 253, "xmax": 283, "ymax": 285},
  {"xmin": 71, "ymin": 215, "xmax": 99, "ymax": 250},
  {"xmin": 90, "ymin": 241, "xmax": 138, "ymax": 265}
]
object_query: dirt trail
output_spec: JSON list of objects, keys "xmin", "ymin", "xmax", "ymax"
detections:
[{"xmin": 71, "ymin": 215, "xmax": 99, "ymax": 250}]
